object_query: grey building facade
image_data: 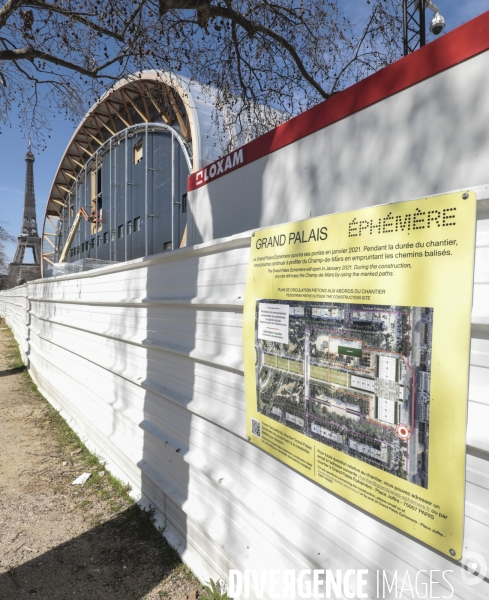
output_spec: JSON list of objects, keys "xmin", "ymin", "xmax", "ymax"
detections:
[{"xmin": 58, "ymin": 125, "xmax": 190, "ymax": 264}]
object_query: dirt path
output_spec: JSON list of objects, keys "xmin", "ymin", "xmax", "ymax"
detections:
[{"xmin": 0, "ymin": 320, "xmax": 203, "ymax": 600}]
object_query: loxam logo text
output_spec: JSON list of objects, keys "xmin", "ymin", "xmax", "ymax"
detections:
[{"xmin": 195, "ymin": 148, "xmax": 244, "ymax": 186}]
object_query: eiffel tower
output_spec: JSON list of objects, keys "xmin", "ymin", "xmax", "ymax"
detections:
[{"xmin": 7, "ymin": 141, "xmax": 42, "ymax": 288}]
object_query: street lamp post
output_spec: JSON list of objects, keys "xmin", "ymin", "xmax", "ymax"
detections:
[{"xmin": 419, "ymin": 1, "xmax": 426, "ymax": 48}]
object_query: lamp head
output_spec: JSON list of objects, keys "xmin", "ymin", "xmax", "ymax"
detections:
[{"xmin": 430, "ymin": 12, "xmax": 445, "ymax": 35}]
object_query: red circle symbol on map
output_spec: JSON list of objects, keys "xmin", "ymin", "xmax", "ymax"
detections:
[{"xmin": 396, "ymin": 424, "xmax": 411, "ymax": 440}]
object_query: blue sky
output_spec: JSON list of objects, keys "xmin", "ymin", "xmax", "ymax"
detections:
[{"xmin": 0, "ymin": 1, "xmax": 487, "ymax": 263}]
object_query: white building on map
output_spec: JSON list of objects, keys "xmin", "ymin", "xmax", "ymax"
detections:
[
  {"xmin": 377, "ymin": 397, "xmax": 397, "ymax": 425},
  {"xmin": 351, "ymin": 375, "xmax": 375, "ymax": 394},
  {"xmin": 349, "ymin": 439, "xmax": 388, "ymax": 463},
  {"xmin": 311, "ymin": 423, "xmax": 343, "ymax": 444},
  {"xmin": 418, "ymin": 371, "xmax": 430, "ymax": 393},
  {"xmin": 286, "ymin": 413, "xmax": 304, "ymax": 427},
  {"xmin": 378, "ymin": 356, "xmax": 397, "ymax": 382},
  {"xmin": 311, "ymin": 307, "xmax": 345, "ymax": 320}
]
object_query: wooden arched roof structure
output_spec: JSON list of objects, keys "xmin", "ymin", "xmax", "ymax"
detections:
[{"xmin": 42, "ymin": 71, "xmax": 226, "ymax": 269}]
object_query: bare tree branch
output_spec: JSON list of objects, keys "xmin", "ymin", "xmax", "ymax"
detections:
[
  {"xmin": 0, "ymin": 0, "xmax": 404, "ymax": 148},
  {"xmin": 0, "ymin": 224, "xmax": 15, "ymax": 243},
  {"xmin": 25, "ymin": 0, "xmax": 125, "ymax": 41},
  {"xmin": 215, "ymin": 1, "xmax": 329, "ymax": 98},
  {"xmin": 0, "ymin": 0, "xmax": 24, "ymax": 29},
  {"xmin": 0, "ymin": 46, "xmax": 131, "ymax": 76}
]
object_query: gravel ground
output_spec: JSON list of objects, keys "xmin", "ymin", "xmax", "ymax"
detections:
[{"xmin": 0, "ymin": 320, "xmax": 204, "ymax": 600}]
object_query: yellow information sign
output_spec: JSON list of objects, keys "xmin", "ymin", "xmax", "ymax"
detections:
[{"xmin": 243, "ymin": 192, "xmax": 476, "ymax": 558}]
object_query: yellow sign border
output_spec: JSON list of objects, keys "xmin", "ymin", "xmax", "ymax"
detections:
[{"xmin": 243, "ymin": 192, "xmax": 476, "ymax": 558}]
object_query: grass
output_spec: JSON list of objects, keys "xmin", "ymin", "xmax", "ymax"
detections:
[
  {"xmin": 3, "ymin": 320, "xmax": 136, "ymax": 510},
  {"xmin": 7, "ymin": 339, "xmax": 26, "ymax": 370},
  {"xmin": 310, "ymin": 364, "xmax": 348, "ymax": 386},
  {"xmin": 0, "ymin": 317, "xmax": 203, "ymax": 597},
  {"xmin": 263, "ymin": 352, "xmax": 350, "ymax": 385},
  {"xmin": 200, "ymin": 579, "xmax": 230, "ymax": 600},
  {"xmin": 264, "ymin": 353, "xmax": 304, "ymax": 375}
]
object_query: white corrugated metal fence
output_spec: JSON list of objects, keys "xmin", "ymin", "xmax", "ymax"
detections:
[{"xmin": 1, "ymin": 204, "xmax": 489, "ymax": 598}]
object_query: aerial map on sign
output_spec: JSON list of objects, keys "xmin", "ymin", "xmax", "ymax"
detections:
[{"xmin": 255, "ymin": 300, "xmax": 433, "ymax": 488}]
